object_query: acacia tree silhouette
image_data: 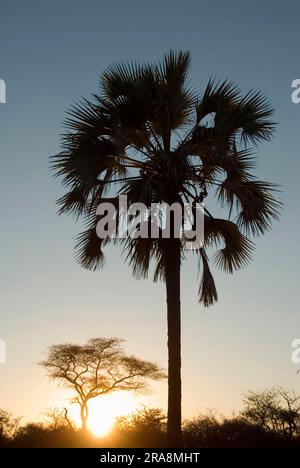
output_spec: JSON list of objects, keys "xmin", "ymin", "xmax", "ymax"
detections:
[
  {"xmin": 52, "ymin": 50, "xmax": 280, "ymax": 446},
  {"xmin": 0, "ymin": 409, "xmax": 20, "ymax": 440},
  {"xmin": 242, "ymin": 387, "xmax": 300, "ymax": 439},
  {"xmin": 40, "ymin": 338, "xmax": 165, "ymax": 431}
]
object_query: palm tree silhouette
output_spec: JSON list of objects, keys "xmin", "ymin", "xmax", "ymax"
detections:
[{"xmin": 52, "ymin": 51, "xmax": 280, "ymax": 446}]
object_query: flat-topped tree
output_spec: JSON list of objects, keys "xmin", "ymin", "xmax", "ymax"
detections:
[
  {"xmin": 40, "ymin": 338, "xmax": 165, "ymax": 431},
  {"xmin": 52, "ymin": 50, "xmax": 281, "ymax": 446}
]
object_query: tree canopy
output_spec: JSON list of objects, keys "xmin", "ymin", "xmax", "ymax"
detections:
[{"xmin": 40, "ymin": 337, "xmax": 165, "ymax": 430}]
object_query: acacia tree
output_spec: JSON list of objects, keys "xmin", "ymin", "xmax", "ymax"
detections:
[
  {"xmin": 40, "ymin": 338, "xmax": 165, "ymax": 431},
  {"xmin": 42, "ymin": 407, "xmax": 75, "ymax": 432},
  {"xmin": 242, "ymin": 387, "xmax": 300, "ymax": 439},
  {"xmin": 0, "ymin": 409, "xmax": 20, "ymax": 443},
  {"xmin": 52, "ymin": 50, "xmax": 280, "ymax": 445}
]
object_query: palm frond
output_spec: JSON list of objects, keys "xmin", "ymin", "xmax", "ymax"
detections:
[
  {"xmin": 196, "ymin": 78, "xmax": 241, "ymax": 123},
  {"xmin": 57, "ymin": 185, "xmax": 90, "ymax": 218},
  {"xmin": 156, "ymin": 51, "xmax": 195, "ymax": 132},
  {"xmin": 101, "ymin": 60, "xmax": 149, "ymax": 102},
  {"xmin": 217, "ymin": 178, "xmax": 281, "ymax": 235},
  {"xmin": 215, "ymin": 89, "xmax": 276, "ymax": 145},
  {"xmin": 64, "ymin": 97, "xmax": 113, "ymax": 135},
  {"xmin": 123, "ymin": 233, "xmax": 157, "ymax": 280},
  {"xmin": 75, "ymin": 217, "xmax": 107, "ymax": 270},
  {"xmin": 235, "ymin": 180, "xmax": 281, "ymax": 235},
  {"xmin": 217, "ymin": 147, "xmax": 256, "ymax": 180},
  {"xmin": 198, "ymin": 248, "xmax": 218, "ymax": 307},
  {"xmin": 204, "ymin": 217, "xmax": 254, "ymax": 273},
  {"xmin": 51, "ymin": 135, "xmax": 120, "ymax": 189}
]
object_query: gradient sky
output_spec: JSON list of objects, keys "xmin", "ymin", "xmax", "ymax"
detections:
[{"xmin": 0, "ymin": 0, "xmax": 299, "ymax": 423}]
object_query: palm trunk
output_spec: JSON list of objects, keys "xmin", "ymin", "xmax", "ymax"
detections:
[{"xmin": 165, "ymin": 238, "xmax": 182, "ymax": 447}]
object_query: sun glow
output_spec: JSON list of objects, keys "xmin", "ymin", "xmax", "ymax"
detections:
[{"xmin": 86, "ymin": 392, "xmax": 138, "ymax": 437}]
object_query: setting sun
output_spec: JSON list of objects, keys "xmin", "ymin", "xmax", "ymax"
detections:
[{"xmin": 84, "ymin": 392, "xmax": 138, "ymax": 437}]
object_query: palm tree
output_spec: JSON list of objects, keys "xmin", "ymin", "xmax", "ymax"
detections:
[{"xmin": 52, "ymin": 51, "xmax": 280, "ymax": 446}]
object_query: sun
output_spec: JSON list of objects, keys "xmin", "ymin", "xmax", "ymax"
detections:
[{"xmin": 86, "ymin": 392, "xmax": 137, "ymax": 437}]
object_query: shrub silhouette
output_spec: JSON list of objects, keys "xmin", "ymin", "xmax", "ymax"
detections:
[{"xmin": 2, "ymin": 387, "xmax": 300, "ymax": 448}]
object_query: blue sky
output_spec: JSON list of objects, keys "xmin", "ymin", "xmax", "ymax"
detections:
[{"xmin": 0, "ymin": 0, "xmax": 299, "ymax": 421}]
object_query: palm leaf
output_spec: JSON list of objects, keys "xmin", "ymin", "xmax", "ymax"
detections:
[
  {"xmin": 198, "ymin": 248, "xmax": 218, "ymax": 307},
  {"xmin": 204, "ymin": 217, "xmax": 254, "ymax": 273},
  {"xmin": 75, "ymin": 216, "xmax": 108, "ymax": 270}
]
